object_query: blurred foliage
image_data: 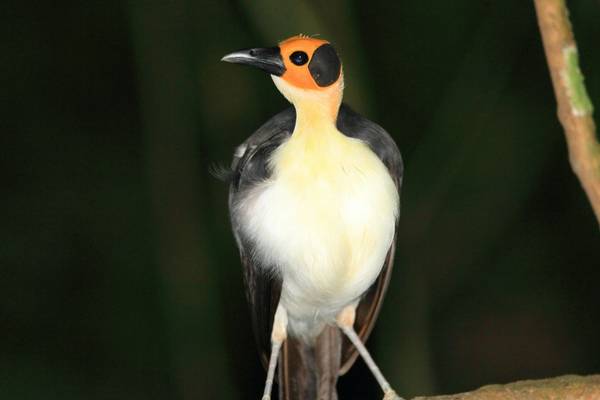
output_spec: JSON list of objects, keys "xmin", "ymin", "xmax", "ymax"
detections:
[{"xmin": 1, "ymin": 0, "xmax": 599, "ymax": 399}]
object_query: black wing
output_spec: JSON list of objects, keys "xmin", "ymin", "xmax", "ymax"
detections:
[
  {"xmin": 336, "ymin": 104, "xmax": 403, "ymax": 374},
  {"xmin": 228, "ymin": 104, "xmax": 403, "ymax": 374},
  {"xmin": 228, "ymin": 107, "xmax": 294, "ymax": 366}
]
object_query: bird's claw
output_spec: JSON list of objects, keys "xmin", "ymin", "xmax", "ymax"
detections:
[
  {"xmin": 261, "ymin": 396, "xmax": 270, "ymax": 400},
  {"xmin": 383, "ymin": 389, "xmax": 404, "ymax": 400}
]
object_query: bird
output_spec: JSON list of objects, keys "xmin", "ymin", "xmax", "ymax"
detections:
[{"xmin": 221, "ymin": 35, "xmax": 403, "ymax": 400}]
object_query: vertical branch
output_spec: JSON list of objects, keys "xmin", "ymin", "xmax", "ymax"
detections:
[{"xmin": 534, "ymin": 0, "xmax": 600, "ymax": 226}]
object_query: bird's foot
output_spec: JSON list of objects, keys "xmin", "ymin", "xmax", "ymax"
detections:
[
  {"xmin": 261, "ymin": 396, "xmax": 270, "ymax": 400},
  {"xmin": 383, "ymin": 389, "xmax": 404, "ymax": 400}
]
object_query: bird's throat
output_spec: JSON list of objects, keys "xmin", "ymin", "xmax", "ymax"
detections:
[
  {"xmin": 293, "ymin": 100, "xmax": 340, "ymax": 138},
  {"xmin": 272, "ymin": 74, "xmax": 343, "ymax": 139}
]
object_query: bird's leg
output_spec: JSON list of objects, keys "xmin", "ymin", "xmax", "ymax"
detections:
[
  {"xmin": 336, "ymin": 305, "xmax": 403, "ymax": 400},
  {"xmin": 262, "ymin": 304, "xmax": 288, "ymax": 400}
]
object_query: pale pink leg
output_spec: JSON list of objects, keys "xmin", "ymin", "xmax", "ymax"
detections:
[
  {"xmin": 261, "ymin": 304, "xmax": 287, "ymax": 400},
  {"xmin": 336, "ymin": 305, "xmax": 403, "ymax": 400}
]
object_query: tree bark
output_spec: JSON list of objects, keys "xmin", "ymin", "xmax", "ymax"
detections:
[{"xmin": 412, "ymin": 375, "xmax": 600, "ymax": 399}]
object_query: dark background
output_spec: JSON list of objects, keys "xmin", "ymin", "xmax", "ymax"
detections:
[{"xmin": 2, "ymin": 1, "xmax": 599, "ymax": 399}]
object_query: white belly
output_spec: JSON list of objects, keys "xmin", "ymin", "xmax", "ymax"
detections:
[{"xmin": 235, "ymin": 133, "xmax": 398, "ymax": 339}]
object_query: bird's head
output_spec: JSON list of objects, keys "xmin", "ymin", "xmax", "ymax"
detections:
[{"xmin": 222, "ymin": 36, "xmax": 344, "ymax": 118}]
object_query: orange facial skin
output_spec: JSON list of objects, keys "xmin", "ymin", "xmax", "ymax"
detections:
[{"xmin": 279, "ymin": 36, "xmax": 332, "ymax": 91}]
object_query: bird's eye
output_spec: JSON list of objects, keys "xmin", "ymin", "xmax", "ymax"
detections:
[{"xmin": 290, "ymin": 51, "xmax": 309, "ymax": 66}]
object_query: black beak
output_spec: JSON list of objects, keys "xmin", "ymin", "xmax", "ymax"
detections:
[{"xmin": 221, "ymin": 47, "xmax": 286, "ymax": 77}]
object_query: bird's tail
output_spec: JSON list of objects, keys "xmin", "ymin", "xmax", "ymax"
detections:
[{"xmin": 278, "ymin": 326, "xmax": 342, "ymax": 400}]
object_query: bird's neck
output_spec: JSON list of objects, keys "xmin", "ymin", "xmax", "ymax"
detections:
[
  {"xmin": 293, "ymin": 98, "xmax": 340, "ymax": 136},
  {"xmin": 272, "ymin": 75, "xmax": 344, "ymax": 138}
]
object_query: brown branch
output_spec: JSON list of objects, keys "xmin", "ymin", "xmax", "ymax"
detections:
[
  {"xmin": 534, "ymin": 0, "xmax": 600, "ymax": 226},
  {"xmin": 412, "ymin": 374, "xmax": 600, "ymax": 399}
]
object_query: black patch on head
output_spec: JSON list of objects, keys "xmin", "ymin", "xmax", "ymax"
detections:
[
  {"xmin": 290, "ymin": 51, "xmax": 309, "ymax": 66},
  {"xmin": 308, "ymin": 44, "xmax": 341, "ymax": 87}
]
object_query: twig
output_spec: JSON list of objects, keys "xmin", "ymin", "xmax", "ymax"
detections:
[
  {"xmin": 412, "ymin": 374, "xmax": 600, "ymax": 399},
  {"xmin": 534, "ymin": 0, "xmax": 600, "ymax": 227}
]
